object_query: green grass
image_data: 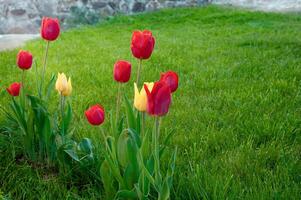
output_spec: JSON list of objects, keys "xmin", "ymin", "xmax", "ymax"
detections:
[{"xmin": 1, "ymin": 5, "xmax": 301, "ymax": 199}]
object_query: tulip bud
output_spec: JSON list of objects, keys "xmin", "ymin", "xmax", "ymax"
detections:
[
  {"xmin": 41, "ymin": 17, "xmax": 60, "ymax": 41},
  {"xmin": 55, "ymin": 73, "xmax": 72, "ymax": 96},
  {"xmin": 131, "ymin": 30, "xmax": 155, "ymax": 60},
  {"xmin": 144, "ymin": 81, "xmax": 171, "ymax": 116},
  {"xmin": 17, "ymin": 50, "xmax": 33, "ymax": 70},
  {"xmin": 114, "ymin": 60, "xmax": 132, "ymax": 83},
  {"xmin": 85, "ymin": 104, "xmax": 105, "ymax": 126},
  {"xmin": 159, "ymin": 71, "xmax": 179, "ymax": 93},
  {"xmin": 7, "ymin": 82, "xmax": 21, "ymax": 96},
  {"xmin": 134, "ymin": 82, "xmax": 154, "ymax": 112}
]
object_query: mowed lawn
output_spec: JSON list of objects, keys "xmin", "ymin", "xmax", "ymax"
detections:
[{"xmin": 0, "ymin": 5, "xmax": 301, "ymax": 199}]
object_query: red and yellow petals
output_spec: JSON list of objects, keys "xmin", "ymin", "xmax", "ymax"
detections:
[{"xmin": 144, "ymin": 81, "xmax": 171, "ymax": 116}]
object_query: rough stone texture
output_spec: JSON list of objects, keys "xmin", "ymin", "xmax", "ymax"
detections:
[
  {"xmin": 0, "ymin": 0, "xmax": 208, "ymax": 34},
  {"xmin": 213, "ymin": 0, "xmax": 301, "ymax": 12}
]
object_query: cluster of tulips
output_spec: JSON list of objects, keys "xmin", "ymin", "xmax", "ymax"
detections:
[{"xmin": 2, "ymin": 16, "xmax": 179, "ymax": 200}]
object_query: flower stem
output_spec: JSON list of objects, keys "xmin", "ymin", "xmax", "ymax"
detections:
[
  {"xmin": 60, "ymin": 94, "xmax": 65, "ymax": 138},
  {"xmin": 21, "ymin": 70, "xmax": 25, "ymax": 89},
  {"xmin": 115, "ymin": 83, "xmax": 122, "ymax": 124},
  {"xmin": 141, "ymin": 112, "xmax": 145, "ymax": 138},
  {"xmin": 136, "ymin": 59, "xmax": 142, "ymax": 87},
  {"xmin": 154, "ymin": 116, "xmax": 161, "ymax": 185},
  {"xmin": 40, "ymin": 41, "xmax": 50, "ymax": 97}
]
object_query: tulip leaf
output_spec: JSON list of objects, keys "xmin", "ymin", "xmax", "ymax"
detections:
[
  {"xmin": 63, "ymin": 102, "xmax": 73, "ymax": 134},
  {"xmin": 124, "ymin": 95, "xmax": 137, "ymax": 132},
  {"xmin": 127, "ymin": 128, "xmax": 141, "ymax": 147},
  {"xmin": 64, "ymin": 149, "xmax": 79, "ymax": 162},
  {"xmin": 159, "ymin": 129, "xmax": 175, "ymax": 158},
  {"xmin": 117, "ymin": 131, "xmax": 130, "ymax": 168},
  {"xmin": 115, "ymin": 189, "xmax": 137, "ymax": 199},
  {"xmin": 100, "ymin": 160, "xmax": 116, "ymax": 199},
  {"xmin": 45, "ymin": 74, "xmax": 56, "ymax": 101},
  {"xmin": 78, "ymin": 137, "xmax": 93, "ymax": 155}
]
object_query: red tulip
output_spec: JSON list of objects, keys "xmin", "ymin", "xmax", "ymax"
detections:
[
  {"xmin": 159, "ymin": 71, "xmax": 179, "ymax": 93},
  {"xmin": 131, "ymin": 30, "xmax": 155, "ymax": 60},
  {"xmin": 144, "ymin": 81, "xmax": 171, "ymax": 116},
  {"xmin": 7, "ymin": 82, "xmax": 21, "ymax": 96},
  {"xmin": 41, "ymin": 17, "xmax": 60, "ymax": 41},
  {"xmin": 85, "ymin": 104, "xmax": 105, "ymax": 126},
  {"xmin": 17, "ymin": 50, "xmax": 33, "ymax": 70},
  {"xmin": 113, "ymin": 60, "xmax": 132, "ymax": 83}
]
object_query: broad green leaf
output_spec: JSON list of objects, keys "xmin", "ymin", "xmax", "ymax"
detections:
[
  {"xmin": 100, "ymin": 160, "xmax": 116, "ymax": 199},
  {"xmin": 64, "ymin": 149, "xmax": 79, "ymax": 162},
  {"xmin": 115, "ymin": 189, "xmax": 137, "ymax": 199},
  {"xmin": 63, "ymin": 102, "xmax": 73, "ymax": 134},
  {"xmin": 117, "ymin": 131, "xmax": 130, "ymax": 168},
  {"xmin": 124, "ymin": 95, "xmax": 137, "ymax": 131}
]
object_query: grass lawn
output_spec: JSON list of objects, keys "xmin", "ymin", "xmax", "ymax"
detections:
[{"xmin": 1, "ymin": 5, "xmax": 301, "ymax": 199}]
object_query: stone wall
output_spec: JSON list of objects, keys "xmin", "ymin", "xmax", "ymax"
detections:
[{"xmin": 0, "ymin": 0, "xmax": 208, "ymax": 34}]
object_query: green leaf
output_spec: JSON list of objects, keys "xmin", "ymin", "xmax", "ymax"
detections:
[
  {"xmin": 117, "ymin": 131, "xmax": 130, "ymax": 168},
  {"xmin": 115, "ymin": 189, "xmax": 137, "ymax": 199},
  {"xmin": 63, "ymin": 102, "xmax": 73, "ymax": 134},
  {"xmin": 78, "ymin": 137, "xmax": 93, "ymax": 156},
  {"xmin": 64, "ymin": 149, "xmax": 79, "ymax": 162},
  {"xmin": 45, "ymin": 74, "xmax": 56, "ymax": 101},
  {"xmin": 159, "ymin": 129, "xmax": 175, "ymax": 158},
  {"xmin": 100, "ymin": 160, "xmax": 116, "ymax": 199},
  {"xmin": 124, "ymin": 95, "xmax": 137, "ymax": 131}
]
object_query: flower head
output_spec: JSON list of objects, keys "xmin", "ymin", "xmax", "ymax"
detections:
[
  {"xmin": 85, "ymin": 104, "xmax": 105, "ymax": 126},
  {"xmin": 55, "ymin": 73, "xmax": 72, "ymax": 96},
  {"xmin": 7, "ymin": 82, "xmax": 21, "ymax": 96},
  {"xmin": 134, "ymin": 82, "xmax": 154, "ymax": 112},
  {"xmin": 159, "ymin": 71, "xmax": 179, "ymax": 93},
  {"xmin": 131, "ymin": 30, "xmax": 155, "ymax": 60},
  {"xmin": 144, "ymin": 81, "xmax": 171, "ymax": 116},
  {"xmin": 17, "ymin": 50, "xmax": 33, "ymax": 70},
  {"xmin": 41, "ymin": 17, "xmax": 60, "ymax": 41},
  {"xmin": 114, "ymin": 60, "xmax": 132, "ymax": 83}
]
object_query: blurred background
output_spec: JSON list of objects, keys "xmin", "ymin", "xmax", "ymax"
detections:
[{"xmin": 0, "ymin": 0, "xmax": 300, "ymax": 51}]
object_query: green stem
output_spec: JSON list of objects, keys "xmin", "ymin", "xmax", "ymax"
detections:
[
  {"xmin": 115, "ymin": 83, "xmax": 122, "ymax": 124},
  {"xmin": 60, "ymin": 94, "xmax": 65, "ymax": 138},
  {"xmin": 136, "ymin": 59, "xmax": 142, "ymax": 87},
  {"xmin": 21, "ymin": 70, "xmax": 25, "ymax": 89},
  {"xmin": 141, "ymin": 112, "xmax": 145, "ymax": 138},
  {"xmin": 154, "ymin": 116, "xmax": 161, "ymax": 186},
  {"xmin": 21, "ymin": 70, "xmax": 26, "ymax": 110},
  {"xmin": 99, "ymin": 127, "xmax": 125, "ymax": 188},
  {"xmin": 34, "ymin": 60, "xmax": 41, "ymax": 97},
  {"xmin": 40, "ymin": 41, "xmax": 50, "ymax": 97}
]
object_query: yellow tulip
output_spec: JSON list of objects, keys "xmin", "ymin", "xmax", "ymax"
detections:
[
  {"xmin": 134, "ymin": 82, "xmax": 154, "ymax": 112},
  {"xmin": 55, "ymin": 73, "xmax": 72, "ymax": 96}
]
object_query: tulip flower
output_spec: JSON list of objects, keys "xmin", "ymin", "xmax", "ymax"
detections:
[
  {"xmin": 17, "ymin": 50, "xmax": 33, "ymax": 70},
  {"xmin": 131, "ymin": 30, "xmax": 155, "ymax": 60},
  {"xmin": 134, "ymin": 82, "xmax": 154, "ymax": 112},
  {"xmin": 131, "ymin": 30, "xmax": 155, "ymax": 86},
  {"xmin": 41, "ymin": 17, "xmax": 60, "ymax": 41},
  {"xmin": 85, "ymin": 104, "xmax": 105, "ymax": 126},
  {"xmin": 144, "ymin": 81, "xmax": 171, "ymax": 116},
  {"xmin": 114, "ymin": 60, "xmax": 132, "ymax": 83},
  {"xmin": 159, "ymin": 71, "xmax": 179, "ymax": 93},
  {"xmin": 55, "ymin": 73, "xmax": 72, "ymax": 96},
  {"xmin": 7, "ymin": 82, "xmax": 21, "ymax": 96}
]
